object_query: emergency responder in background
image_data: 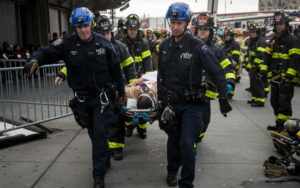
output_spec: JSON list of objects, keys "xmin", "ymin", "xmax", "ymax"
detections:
[
  {"xmin": 192, "ymin": 12, "xmax": 235, "ymax": 142},
  {"xmin": 260, "ymin": 27, "xmax": 270, "ymax": 97},
  {"xmin": 55, "ymin": 15, "xmax": 137, "ymax": 161},
  {"xmin": 147, "ymin": 29, "xmax": 158, "ymax": 70},
  {"xmin": 115, "ymin": 18, "xmax": 126, "ymax": 41},
  {"xmin": 23, "ymin": 7, "xmax": 125, "ymax": 188},
  {"xmin": 122, "ymin": 13, "xmax": 153, "ymax": 139},
  {"xmin": 223, "ymin": 28, "xmax": 240, "ymax": 99},
  {"xmin": 235, "ymin": 29, "xmax": 245, "ymax": 83},
  {"xmin": 160, "ymin": 28, "xmax": 167, "ymax": 39},
  {"xmin": 261, "ymin": 10, "xmax": 300, "ymax": 131},
  {"xmin": 245, "ymin": 24, "xmax": 267, "ymax": 107},
  {"xmin": 157, "ymin": 3, "xmax": 232, "ymax": 187}
]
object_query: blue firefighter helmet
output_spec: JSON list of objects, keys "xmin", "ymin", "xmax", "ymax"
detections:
[
  {"xmin": 70, "ymin": 7, "xmax": 94, "ymax": 27},
  {"xmin": 166, "ymin": 2, "xmax": 192, "ymax": 22}
]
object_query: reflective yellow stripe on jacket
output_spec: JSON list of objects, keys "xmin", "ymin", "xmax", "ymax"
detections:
[
  {"xmin": 120, "ymin": 56, "xmax": 134, "ymax": 69},
  {"xmin": 141, "ymin": 50, "xmax": 151, "ymax": 59}
]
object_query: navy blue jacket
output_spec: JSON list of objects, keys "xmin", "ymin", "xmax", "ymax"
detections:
[
  {"xmin": 31, "ymin": 32, "xmax": 125, "ymax": 97},
  {"xmin": 157, "ymin": 33, "xmax": 228, "ymax": 101}
]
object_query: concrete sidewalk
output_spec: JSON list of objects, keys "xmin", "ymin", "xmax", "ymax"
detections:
[{"xmin": 1, "ymin": 72, "xmax": 300, "ymax": 188}]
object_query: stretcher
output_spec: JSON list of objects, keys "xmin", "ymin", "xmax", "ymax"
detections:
[{"xmin": 121, "ymin": 98, "xmax": 157, "ymax": 125}]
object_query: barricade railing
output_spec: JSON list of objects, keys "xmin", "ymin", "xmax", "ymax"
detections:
[
  {"xmin": 0, "ymin": 63, "xmax": 73, "ymax": 134},
  {"xmin": 0, "ymin": 59, "xmax": 27, "ymax": 68}
]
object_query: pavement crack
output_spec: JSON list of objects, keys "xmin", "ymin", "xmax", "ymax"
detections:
[{"xmin": 30, "ymin": 128, "xmax": 82, "ymax": 188}]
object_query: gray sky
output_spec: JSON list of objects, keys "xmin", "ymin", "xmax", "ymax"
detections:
[{"xmin": 116, "ymin": 0, "xmax": 259, "ymax": 18}]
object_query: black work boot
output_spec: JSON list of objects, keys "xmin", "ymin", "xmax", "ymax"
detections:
[
  {"xmin": 166, "ymin": 173, "xmax": 177, "ymax": 186},
  {"xmin": 247, "ymin": 99, "xmax": 254, "ymax": 104},
  {"xmin": 137, "ymin": 128, "xmax": 147, "ymax": 139},
  {"xmin": 111, "ymin": 148, "xmax": 123, "ymax": 161},
  {"xmin": 94, "ymin": 178, "xmax": 104, "ymax": 188},
  {"xmin": 125, "ymin": 127, "xmax": 133, "ymax": 137}
]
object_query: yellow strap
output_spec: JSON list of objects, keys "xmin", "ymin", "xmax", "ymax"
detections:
[
  {"xmin": 232, "ymin": 50, "xmax": 240, "ymax": 55},
  {"xmin": 267, "ymin": 72, "xmax": 272, "ymax": 78},
  {"xmin": 253, "ymin": 97, "xmax": 265, "ymax": 103},
  {"xmin": 134, "ymin": 56, "xmax": 143, "ymax": 62},
  {"xmin": 138, "ymin": 123, "xmax": 147, "ymax": 129},
  {"xmin": 199, "ymin": 132, "xmax": 205, "ymax": 138},
  {"xmin": 289, "ymin": 48, "xmax": 300, "ymax": 56},
  {"xmin": 260, "ymin": 64, "xmax": 268, "ymax": 71},
  {"xmin": 205, "ymin": 90, "xmax": 218, "ymax": 99},
  {"xmin": 226, "ymin": 73, "xmax": 236, "ymax": 79},
  {"xmin": 277, "ymin": 114, "xmax": 291, "ymax": 121},
  {"xmin": 141, "ymin": 50, "xmax": 151, "ymax": 59},
  {"xmin": 220, "ymin": 58, "xmax": 231, "ymax": 69},
  {"xmin": 129, "ymin": 79, "xmax": 137, "ymax": 83},
  {"xmin": 246, "ymin": 63, "xmax": 252, "ymax": 69},
  {"xmin": 286, "ymin": 68, "xmax": 297, "ymax": 76},
  {"xmin": 254, "ymin": 58, "xmax": 262, "ymax": 64},
  {"xmin": 265, "ymin": 47, "xmax": 271, "ymax": 54},
  {"xmin": 109, "ymin": 142, "xmax": 125, "ymax": 149},
  {"xmin": 264, "ymin": 87, "xmax": 269, "ymax": 92},
  {"xmin": 120, "ymin": 56, "xmax": 134, "ymax": 69},
  {"xmin": 272, "ymin": 53, "xmax": 289, "ymax": 60},
  {"xmin": 60, "ymin": 66, "xmax": 67, "ymax": 77},
  {"xmin": 125, "ymin": 121, "xmax": 133, "ymax": 126},
  {"xmin": 257, "ymin": 47, "xmax": 265, "ymax": 53}
]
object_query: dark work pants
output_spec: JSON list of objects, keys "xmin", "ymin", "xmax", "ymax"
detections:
[
  {"xmin": 76, "ymin": 95, "xmax": 114, "ymax": 179},
  {"xmin": 167, "ymin": 102, "xmax": 203, "ymax": 188},
  {"xmin": 108, "ymin": 112, "xmax": 125, "ymax": 150},
  {"xmin": 252, "ymin": 75, "xmax": 265, "ymax": 104},
  {"xmin": 198, "ymin": 100, "xmax": 211, "ymax": 141},
  {"xmin": 270, "ymin": 82, "xmax": 294, "ymax": 126}
]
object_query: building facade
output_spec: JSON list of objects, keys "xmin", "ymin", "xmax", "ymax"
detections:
[{"xmin": 259, "ymin": 0, "xmax": 300, "ymax": 11}]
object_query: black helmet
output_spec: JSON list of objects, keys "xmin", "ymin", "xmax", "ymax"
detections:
[
  {"xmin": 273, "ymin": 10, "xmax": 290, "ymax": 25},
  {"xmin": 125, "ymin": 14, "xmax": 140, "ymax": 29},
  {"xmin": 118, "ymin": 18, "xmax": 125, "ymax": 28},
  {"xmin": 193, "ymin": 12, "xmax": 214, "ymax": 28},
  {"xmin": 248, "ymin": 23, "xmax": 261, "ymax": 35},
  {"xmin": 94, "ymin": 15, "xmax": 113, "ymax": 33},
  {"xmin": 224, "ymin": 28, "xmax": 235, "ymax": 38}
]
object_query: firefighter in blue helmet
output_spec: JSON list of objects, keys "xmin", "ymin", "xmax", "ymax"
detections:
[
  {"xmin": 23, "ymin": 7, "xmax": 125, "ymax": 188},
  {"xmin": 157, "ymin": 2, "xmax": 232, "ymax": 187}
]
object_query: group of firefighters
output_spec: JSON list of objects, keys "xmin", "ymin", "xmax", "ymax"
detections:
[{"xmin": 22, "ymin": 2, "xmax": 300, "ymax": 188}]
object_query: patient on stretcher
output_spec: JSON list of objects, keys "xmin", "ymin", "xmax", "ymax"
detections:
[{"xmin": 125, "ymin": 71, "xmax": 157, "ymax": 110}]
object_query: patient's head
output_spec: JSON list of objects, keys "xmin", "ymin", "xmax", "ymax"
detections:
[{"xmin": 137, "ymin": 91, "xmax": 155, "ymax": 109}]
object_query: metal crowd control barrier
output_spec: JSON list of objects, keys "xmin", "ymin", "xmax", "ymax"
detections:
[
  {"xmin": 0, "ymin": 59, "xmax": 27, "ymax": 68},
  {"xmin": 0, "ymin": 62, "xmax": 73, "ymax": 134}
]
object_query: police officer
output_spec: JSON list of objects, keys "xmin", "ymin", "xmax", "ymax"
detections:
[
  {"xmin": 115, "ymin": 18, "xmax": 126, "ymax": 41},
  {"xmin": 23, "ymin": 8, "xmax": 125, "ymax": 188},
  {"xmin": 193, "ymin": 12, "xmax": 235, "ymax": 142},
  {"xmin": 261, "ymin": 11, "xmax": 300, "ymax": 131},
  {"xmin": 223, "ymin": 28, "xmax": 241, "ymax": 98},
  {"xmin": 122, "ymin": 13, "xmax": 153, "ymax": 138},
  {"xmin": 157, "ymin": 3, "xmax": 232, "ymax": 187},
  {"xmin": 55, "ymin": 15, "xmax": 138, "ymax": 161},
  {"xmin": 245, "ymin": 24, "xmax": 267, "ymax": 107}
]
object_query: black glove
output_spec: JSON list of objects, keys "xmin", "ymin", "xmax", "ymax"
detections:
[
  {"xmin": 56, "ymin": 71, "xmax": 67, "ymax": 81},
  {"xmin": 219, "ymin": 97, "xmax": 232, "ymax": 117},
  {"xmin": 23, "ymin": 59, "xmax": 39, "ymax": 77}
]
